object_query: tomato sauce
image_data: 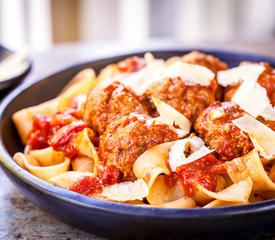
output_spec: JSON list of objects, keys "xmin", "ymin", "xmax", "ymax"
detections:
[
  {"xmin": 69, "ymin": 166, "xmax": 121, "ymax": 195},
  {"xmin": 27, "ymin": 114, "xmax": 52, "ymax": 149},
  {"xmin": 48, "ymin": 121, "xmax": 87, "ymax": 159},
  {"xmin": 164, "ymin": 172, "xmax": 178, "ymax": 187},
  {"xmin": 176, "ymin": 154, "xmax": 226, "ymax": 196},
  {"xmin": 28, "ymin": 110, "xmax": 86, "ymax": 159},
  {"xmin": 117, "ymin": 56, "xmax": 146, "ymax": 73}
]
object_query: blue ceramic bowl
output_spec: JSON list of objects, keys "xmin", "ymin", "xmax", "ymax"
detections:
[
  {"xmin": 0, "ymin": 45, "xmax": 32, "ymax": 91},
  {"xmin": 0, "ymin": 49, "xmax": 274, "ymax": 240}
]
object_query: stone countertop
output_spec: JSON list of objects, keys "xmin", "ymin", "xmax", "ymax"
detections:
[
  {"xmin": 0, "ymin": 168, "xmax": 105, "ymax": 240},
  {"xmin": 0, "ymin": 40, "xmax": 275, "ymax": 240}
]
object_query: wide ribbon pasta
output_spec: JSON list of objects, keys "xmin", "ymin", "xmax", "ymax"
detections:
[
  {"xmin": 11, "ymin": 52, "xmax": 275, "ymax": 209},
  {"xmin": 133, "ymin": 135, "xmax": 221, "ymax": 206},
  {"xmin": 72, "ymin": 156, "xmax": 94, "ymax": 173},
  {"xmin": 146, "ymin": 175, "xmax": 185, "ymax": 205},
  {"xmin": 138, "ymin": 196, "xmax": 196, "ymax": 208},
  {"xmin": 29, "ymin": 147, "xmax": 64, "ymax": 166},
  {"xmin": 49, "ymin": 171, "xmax": 95, "ymax": 188},
  {"xmin": 13, "ymin": 68, "xmax": 96, "ymax": 144},
  {"xmin": 191, "ymin": 175, "xmax": 226, "ymax": 206},
  {"xmin": 232, "ymin": 114, "xmax": 275, "ymax": 160},
  {"xmin": 75, "ymin": 128, "xmax": 98, "ymax": 171},
  {"xmin": 196, "ymin": 177, "xmax": 252, "ymax": 203},
  {"xmin": 225, "ymin": 149, "xmax": 275, "ymax": 191},
  {"xmin": 13, "ymin": 152, "xmax": 70, "ymax": 181},
  {"xmin": 203, "ymin": 200, "xmax": 242, "ymax": 208},
  {"xmin": 133, "ymin": 142, "xmax": 172, "ymax": 188}
]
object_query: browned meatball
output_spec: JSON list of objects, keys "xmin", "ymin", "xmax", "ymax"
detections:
[
  {"xmin": 224, "ymin": 83, "xmax": 241, "ymax": 102},
  {"xmin": 83, "ymin": 81, "xmax": 149, "ymax": 135},
  {"xmin": 181, "ymin": 51, "xmax": 228, "ymax": 75},
  {"xmin": 142, "ymin": 52, "xmax": 227, "ymax": 121},
  {"xmin": 143, "ymin": 78, "xmax": 218, "ymax": 122},
  {"xmin": 194, "ymin": 101, "xmax": 253, "ymax": 161},
  {"xmin": 257, "ymin": 116, "xmax": 275, "ymax": 131},
  {"xmin": 98, "ymin": 114, "xmax": 180, "ymax": 181},
  {"xmin": 224, "ymin": 62, "xmax": 275, "ymax": 106},
  {"xmin": 194, "ymin": 101, "xmax": 275, "ymax": 161},
  {"xmin": 182, "ymin": 51, "xmax": 228, "ymax": 101}
]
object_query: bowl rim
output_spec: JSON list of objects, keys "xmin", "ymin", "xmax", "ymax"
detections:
[
  {"xmin": 0, "ymin": 47, "xmax": 275, "ymax": 219},
  {"xmin": 0, "ymin": 57, "xmax": 32, "ymax": 90}
]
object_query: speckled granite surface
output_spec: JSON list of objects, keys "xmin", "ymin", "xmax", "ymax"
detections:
[
  {"xmin": 1, "ymin": 42, "xmax": 275, "ymax": 240},
  {"xmin": 0, "ymin": 169, "xmax": 105, "ymax": 240}
]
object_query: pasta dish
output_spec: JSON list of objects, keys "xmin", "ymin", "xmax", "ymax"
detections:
[{"xmin": 12, "ymin": 51, "xmax": 275, "ymax": 208}]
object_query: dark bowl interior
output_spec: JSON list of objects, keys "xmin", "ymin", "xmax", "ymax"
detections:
[
  {"xmin": 0, "ymin": 45, "xmax": 32, "ymax": 92},
  {"xmin": 0, "ymin": 49, "xmax": 275, "ymax": 240}
]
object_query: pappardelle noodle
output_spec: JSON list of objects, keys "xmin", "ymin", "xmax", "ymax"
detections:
[{"xmin": 13, "ymin": 51, "xmax": 275, "ymax": 208}]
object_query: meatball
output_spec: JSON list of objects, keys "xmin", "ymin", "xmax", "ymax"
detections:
[
  {"xmin": 195, "ymin": 101, "xmax": 275, "ymax": 161},
  {"xmin": 181, "ymin": 51, "xmax": 228, "ymax": 75},
  {"xmin": 83, "ymin": 81, "xmax": 149, "ymax": 135},
  {"xmin": 182, "ymin": 51, "xmax": 228, "ymax": 101},
  {"xmin": 143, "ymin": 77, "xmax": 218, "ymax": 122},
  {"xmin": 224, "ymin": 62, "xmax": 275, "ymax": 106},
  {"xmin": 98, "ymin": 114, "xmax": 180, "ymax": 181},
  {"xmin": 142, "ymin": 52, "xmax": 227, "ymax": 121},
  {"xmin": 194, "ymin": 101, "xmax": 253, "ymax": 161},
  {"xmin": 257, "ymin": 116, "xmax": 275, "ymax": 131}
]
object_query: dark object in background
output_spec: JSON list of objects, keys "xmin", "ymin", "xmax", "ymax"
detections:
[
  {"xmin": 0, "ymin": 45, "xmax": 31, "ymax": 92},
  {"xmin": 0, "ymin": 49, "xmax": 274, "ymax": 240}
]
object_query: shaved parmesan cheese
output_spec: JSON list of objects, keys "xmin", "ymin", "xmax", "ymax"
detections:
[
  {"xmin": 168, "ymin": 136, "xmax": 214, "ymax": 171},
  {"xmin": 217, "ymin": 64, "xmax": 265, "ymax": 87},
  {"xmin": 189, "ymin": 136, "xmax": 205, "ymax": 152},
  {"xmin": 152, "ymin": 97, "xmax": 191, "ymax": 136},
  {"xmin": 121, "ymin": 60, "xmax": 166, "ymax": 95},
  {"xmin": 161, "ymin": 62, "xmax": 215, "ymax": 86},
  {"xmin": 232, "ymin": 81, "xmax": 275, "ymax": 121},
  {"xmin": 232, "ymin": 114, "xmax": 275, "ymax": 160},
  {"xmin": 120, "ymin": 60, "xmax": 215, "ymax": 95},
  {"xmin": 101, "ymin": 179, "xmax": 149, "ymax": 201},
  {"xmin": 144, "ymin": 52, "xmax": 155, "ymax": 63}
]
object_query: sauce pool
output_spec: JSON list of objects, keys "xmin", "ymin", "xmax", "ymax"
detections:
[{"xmin": 176, "ymin": 153, "xmax": 226, "ymax": 196}]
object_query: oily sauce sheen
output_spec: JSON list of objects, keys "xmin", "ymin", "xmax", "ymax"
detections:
[
  {"xmin": 24, "ymin": 53, "xmax": 275, "ymax": 200},
  {"xmin": 69, "ymin": 166, "xmax": 121, "ymax": 195},
  {"xmin": 176, "ymin": 154, "xmax": 226, "ymax": 196}
]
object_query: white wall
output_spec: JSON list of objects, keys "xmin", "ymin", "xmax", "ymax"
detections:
[
  {"xmin": 0, "ymin": 0, "xmax": 52, "ymax": 52},
  {"xmin": 79, "ymin": 0, "xmax": 118, "ymax": 41},
  {"xmin": 0, "ymin": 0, "xmax": 275, "ymax": 52}
]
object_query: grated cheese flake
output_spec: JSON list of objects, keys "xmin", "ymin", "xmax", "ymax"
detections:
[
  {"xmin": 168, "ymin": 136, "xmax": 214, "ymax": 172},
  {"xmin": 161, "ymin": 61, "xmax": 215, "ymax": 86},
  {"xmin": 217, "ymin": 64, "xmax": 265, "ymax": 87},
  {"xmin": 232, "ymin": 81, "xmax": 275, "ymax": 121},
  {"xmin": 232, "ymin": 114, "xmax": 275, "ymax": 160},
  {"xmin": 101, "ymin": 179, "xmax": 149, "ymax": 201}
]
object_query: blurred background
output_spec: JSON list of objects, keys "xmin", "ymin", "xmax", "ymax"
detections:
[{"xmin": 0, "ymin": 0, "xmax": 275, "ymax": 53}]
